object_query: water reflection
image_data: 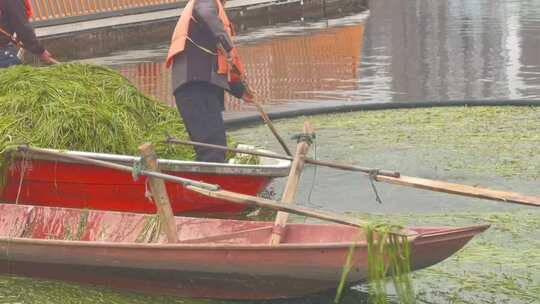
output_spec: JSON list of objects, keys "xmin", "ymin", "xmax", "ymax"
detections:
[
  {"xmin": 233, "ymin": 24, "xmax": 364, "ymax": 109},
  {"xmin": 114, "ymin": 22, "xmax": 365, "ymax": 111},
  {"xmin": 62, "ymin": 0, "xmax": 540, "ymax": 112},
  {"xmin": 356, "ymin": 0, "xmax": 540, "ymax": 102},
  {"xmin": 113, "ymin": 0, "xmax": 540, "ymax": 112}
]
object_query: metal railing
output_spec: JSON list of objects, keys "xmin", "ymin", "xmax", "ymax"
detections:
[{"xmin": 29, "ymin": 0, "xmax": 183, "ymax": 22}]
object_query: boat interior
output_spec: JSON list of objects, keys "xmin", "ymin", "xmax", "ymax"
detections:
[
  {"xmin": 0, "ymin": 204, "xmax": 485, "ymax": 246},
  {"xmin": 0, "ymin": 204, "xmax": 367, "ymax": 245}
]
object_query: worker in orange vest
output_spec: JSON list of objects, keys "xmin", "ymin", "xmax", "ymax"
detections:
[
  {"xmin": 0, "ymin": 0, "xmax": 55, "ymax": 68},
  {"xmin": 166, "ymin": 0, "xmax": 253, "ymax": 163}
]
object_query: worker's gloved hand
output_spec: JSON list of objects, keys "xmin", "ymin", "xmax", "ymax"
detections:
[
  {"xmin": 229, "ymin": 81, "xmax": 253, "ymax": 103},
  {"xmin": 40, "ymin": 50, "xmax": 56, "ymax": 65}
]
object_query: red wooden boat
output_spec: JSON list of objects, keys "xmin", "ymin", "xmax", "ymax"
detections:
[
  {"xmin": 0, "ymin": 204, "xmax": 489, "ymax": 300},
  {"xmin": 0, "ymin": 149, "xmax": 290, "ymax": 215}
]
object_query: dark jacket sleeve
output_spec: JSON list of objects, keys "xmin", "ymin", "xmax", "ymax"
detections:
[
  {"xmin": 193, "ymin": 0, "xmax": 234, "ymax": 52},
  {"xmin": 6, "ymin": 0, "xmax": 45, "ymax": 55}
]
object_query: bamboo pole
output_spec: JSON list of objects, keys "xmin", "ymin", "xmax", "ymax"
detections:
[
  {"xmin": 165, "ymin": 137, "xmax": 400, "ymax": 178},
  {"xmin": 270, "ymin": 121, "xmax": 314, "ymax": 245},
  {"xmin": 252, "ymin": 100, "xmax": 293, "ymax": 157},
  {"xmin": 226, "ymin": 59, "xmax": 292, "ymax": 156},
  {"xmin": 138, "ymin": 143, "xmax": 178, "ymax": 243}
]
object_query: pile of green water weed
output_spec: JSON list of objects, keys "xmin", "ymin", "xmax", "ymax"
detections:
[{"xmin": 0, "ymin": 64, "xmax": 194, "ymax": 161}]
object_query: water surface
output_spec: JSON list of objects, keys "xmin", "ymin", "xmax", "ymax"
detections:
[{"xmin": 59, "ymin": 0, "xmax": 540, "ymax": 115}]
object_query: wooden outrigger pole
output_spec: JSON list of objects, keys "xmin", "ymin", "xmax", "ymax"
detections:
[{"xmin": 165, "ymin": 138, "xmax": 540, "ymax": 207}]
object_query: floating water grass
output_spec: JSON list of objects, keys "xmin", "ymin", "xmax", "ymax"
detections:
[
  {"xmin": 230, "ymin": 106, "xmax": 540, "ymax": 180},
  {"xmin": 357, "ymin": 210, "xmax": 540, "ymax": 304}
]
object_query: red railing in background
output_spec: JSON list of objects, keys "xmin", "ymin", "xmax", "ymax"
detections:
[
  {"xmin": 117, "ymin": 24, "xmax": 364, "ymax": 112},
  {"xmin": 117, "ymin": 62, "xmax": 172, "ymax": 105},
  {"xmin": 29, "ymin": 0, "xmax": 183, "ymax": 22}
]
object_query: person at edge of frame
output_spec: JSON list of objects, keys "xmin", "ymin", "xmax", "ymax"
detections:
[
  {"xmin": 0, "ymin": 0, "xmax": 55, "ymax": 68},
  {"xmin": 166, "ymin": 0, "xmax": 254, "ymax": 163}
]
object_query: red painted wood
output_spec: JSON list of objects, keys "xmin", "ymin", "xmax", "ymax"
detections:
[
  {"xmin": 1, "ymin": 159, "xmax": 270, "ymax": 214},
  {"xmin": 0, "ymin": 204, "xmax": 489, "ymax": 300}
]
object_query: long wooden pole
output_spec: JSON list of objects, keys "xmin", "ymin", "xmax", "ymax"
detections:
[
  {"xmin": 165, "ymin": 137, "xmax": 400, "ymax": 178},
  {"xmin": 270, "ymin": 121, "xmax": 314, "ymax": 245},
  {"xmin": 14, "ymin": 145, "xmax": 414, "ymax": 239},
  {"xmin": 164, "ymin": 137, "xmax": 540, "ymax": 207},
  {"xmin": 374, "ymin": 175, "xmax": 540, "ymax": 207},
  {"xmin": 186, "ymin": 185, "xmax": 417, "ymax": 239},
  {"xmin": 252, "ymin": 100, "xmax": 293, "ymax": 156},
  {"xmin": 138, "ymin": 143, "xmax": 178, "ymax": 243},
  {"xmin": 228, "ymin": 61, "xmax": 292, "ymax": 156}
]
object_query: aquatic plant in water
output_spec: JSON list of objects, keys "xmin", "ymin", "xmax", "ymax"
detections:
[
  {"xmin": 367, "ymin": 225, "xmax": 414, "ymax": 304},
  {"xmin": 335, "ymin": 224, "xmax": 415, "ymax": 304},
  {"xmin": 359, "ymin": 210, "xmax": 540, "ymax": 304}
]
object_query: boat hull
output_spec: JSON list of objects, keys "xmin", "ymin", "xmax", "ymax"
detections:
[
  {"xmin": 0, "ymin": 259, "xmax": 345, "ymax": 299},
  {"xmin": 0, "ymin": 150, "xmax": 290, "ymax": 215},
  {"xmin": 0, "ymin": 204, "xmax": 489, "ymax": 300}
]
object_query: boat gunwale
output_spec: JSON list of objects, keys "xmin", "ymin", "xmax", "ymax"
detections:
[
  {"xmin": 12, "ymin": 148, "xmax": 292, "ymax": 177},
  {"xmin": 0, "ymin": 224, "xmax": 490, "ymax": 251}
]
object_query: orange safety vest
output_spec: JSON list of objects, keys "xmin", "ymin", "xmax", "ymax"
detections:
[{"xmin": 165, "ymin": 0, "xmax": 245, "ymax": 82}]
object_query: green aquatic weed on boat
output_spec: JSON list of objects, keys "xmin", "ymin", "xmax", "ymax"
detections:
[
  {"xmin": 0, "ymin": 64, "xmax": 195, "ymax": 160},
  {"xmin": 0, "ymin": 63, "xmax": 200, "ymax": 192}
]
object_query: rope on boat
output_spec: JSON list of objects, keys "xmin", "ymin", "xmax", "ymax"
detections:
[
  {"xmin": 291, "ymin": 131, "xmax": 320, "ymax": 208},
  {"xmin": 131, "ymin": 158, "xmax": 143, "ymax": 181},
  {"xmin": 15, "ymin": 149, "xmax": 30, "ymax": 205},
  {"xmin": 306, "ymin": 136, "xmax": 318, "ymax": 206},
  {"xmin": 290, "ymin": 131, "xmax": 384, "ymax": 205},
  {"xmin": 368, "ymin": 169, "xmax": 383, "ymax": 204},
  {"xmin": 291, "ymin": 132, "xmax": 316, "ymax": 145},
  {"xmin": 132, "ymin": 156, "xmax": 163, "ymax": 202}
]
